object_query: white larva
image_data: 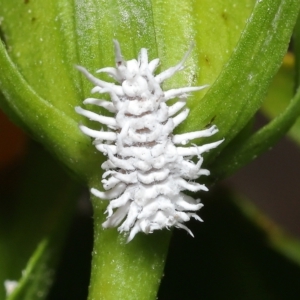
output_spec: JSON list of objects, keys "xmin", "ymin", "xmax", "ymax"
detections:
[{"xmin": 76, "ymin": 40, "xmax": 223, "ymax": 242}]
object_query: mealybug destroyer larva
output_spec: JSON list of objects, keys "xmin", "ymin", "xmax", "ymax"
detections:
[{"xmin": 76, "ymin": 40, "xmax": 223, "ymax": 242}]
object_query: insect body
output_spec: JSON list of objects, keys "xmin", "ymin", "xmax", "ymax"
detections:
[{"xmin": 76, "ymin": 40, "xmax": 223, "ymax": 242}]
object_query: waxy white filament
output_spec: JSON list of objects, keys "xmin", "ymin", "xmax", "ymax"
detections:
[{"xmin": 76, "ymin": 40, "xmax": 223, "ymax": 242}]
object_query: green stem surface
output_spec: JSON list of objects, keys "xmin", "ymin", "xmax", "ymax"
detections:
[{"xmin": 88, "ymin": 189, "xmax": 171, "ymax": 300}]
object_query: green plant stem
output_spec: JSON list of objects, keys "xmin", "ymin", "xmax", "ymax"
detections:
[{"xmin": 88, "ymin": 188, "xmax": 171, "ymax": 300}]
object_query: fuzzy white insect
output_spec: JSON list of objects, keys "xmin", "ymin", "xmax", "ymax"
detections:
[{"xmin": 76, "ymin": 40, "xmax": 223, "ymax": 242}]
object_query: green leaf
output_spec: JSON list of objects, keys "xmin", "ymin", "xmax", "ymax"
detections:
[
  {"xmin": 0, "ymin": 1, "xmax": 102, "ymax": 181},
  {"xmin": 260, "ymin": 14, "xmax": 300, "ymax": 147},
  {"xmin": 211, "ymin": 86, "xmax": 300, "ymax": 178},
  {"xmin": 0, "ymin": 1, "xmax": 80, "ymax": 115},
  {"xmin": 207, "ymin": 0, "xmax": 300, "ymax": 178},
  {"xmin": 0, "ymin": 40, "xmax": 101, "ymax": 181},
  {"xmin": 199, "ymin": 0, "xmax": 300, "ymax": 167},
  {"xmin": 260, "ymin": 53, "xmax": 300, "ymax": 147}
]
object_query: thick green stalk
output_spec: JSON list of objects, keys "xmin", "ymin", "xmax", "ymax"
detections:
[{"xmin": 88, "ymin": 188, "xmax": 171, "ymax": 300}]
